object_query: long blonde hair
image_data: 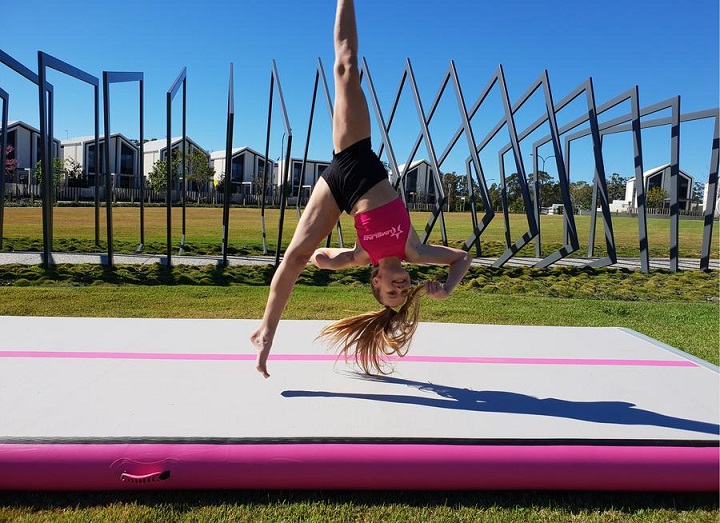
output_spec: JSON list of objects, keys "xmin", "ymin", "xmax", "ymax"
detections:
[{"xmin": 318, "ymin": 279, "xmax": 425, "ymax": 375}]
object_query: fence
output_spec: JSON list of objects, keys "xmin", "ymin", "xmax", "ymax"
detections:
[{"xmin": 3, "ymin": 183, "xmax": 283, "ymax": 207}]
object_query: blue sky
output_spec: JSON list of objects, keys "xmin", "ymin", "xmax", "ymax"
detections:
[{"xmin": 1, "ymin": 0, "xmax": 718, "ymax": 186}]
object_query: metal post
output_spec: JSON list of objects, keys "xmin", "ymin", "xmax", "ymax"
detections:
[
  {"xmin": 180, "ymin": 78, "xmax": 187, "ymax": 253},
  {"xmin": 298, "ymin": 71, "xmax": 319, "ymax": 219},
  {"xmin": 101, "ymin": 74, "xmax": 113, "ymax": 267},
  {"xmin": 165, "ymin": 67, "xmax": 187, "ymax": 267},
  {"xmin": 669, "ymin": 97, "xmax": 681, "ymax": 272},
  {"xmin": 37, "ymin": 53, "xmax": 52, "ymax": 267},
  {"xmin": 0, "ymin": 87, "xmax": 7, "ymax": 251},
  {"xmin": 165, "ymin": 92, "xmax": 172, "ymax": 266},
  {"xmin": 631, "ymin": 86, "xmax": 650, "ymax": 273},
  {"xmin": 261, "ymin": 73, "xmax": 274, "ymax": 256},
  {"xmin": 138, "ymin": 79, "xmax": 145, "ymax": 251},
  {"xmin": 222, "ymin": 63, "xmax": 234, "ymax": 267},
  {"xmin": 700, "ymin": 112, "xmax": 719, "ymax": 271}
]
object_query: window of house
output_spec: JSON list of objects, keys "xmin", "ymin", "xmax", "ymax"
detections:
[
  {"xmin": 231, "ymin": 154, "xmax": 245, "ymax": 183},
  {"xmin": 647, "ymin": 173, "xmax": 662, "ymax": 190},
  {"xmin": 679, "ymin": 176, "xmax": 689, "ymax": 198},
  {"xmin": 292, "ymin": 161, "xmax": 303, "ymax": 196},
  {"xmin": 406, "ymin": 168, "xmax": 418, "ymax": 194},
  {"xmin": 120, "ymin": 143, "xmax": 134, "ymax": 175},
  {"xmin": 6, "ymin": 130, "xmax": 16, "ymax": 158},
  {"xmin": 86, "ymin": 142, "xmax": 105, "ymax": 174}
]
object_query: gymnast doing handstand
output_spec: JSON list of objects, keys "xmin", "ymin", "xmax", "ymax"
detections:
[{"xmin": 251, "ymin": 0, "xmax": 472, "ymax": 377}]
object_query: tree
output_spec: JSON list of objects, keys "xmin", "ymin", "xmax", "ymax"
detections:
[
  {"xmin": 536, "ymin": 172, "xmax": 560, "ymax": 208},
  {"xmin": 64, "ymin": 158, "xmax": 85, "ymax": 187},
  {"xmin": 33, "ymin": 157, "xmax": 64, "ymax": 187},
  {"xmin": 607, "ymin": 173, "xmax": 628, "ymax": 202},
  {"xmin": 147, "ymin": 150, "xmax": 182, "ymax": 192},
  {"xmin": 488, "ymin": 182, "xmax": 503, "ymax": 211},
  {"xmin": 504, "ymin": 173, "xmax": 524, "ymax": 212},
  {"xmin": 569, "ymin": 181, "xmax": 594, "ymax": 211},
  {"xmin": 184, "ymin": 148, "xmax": 215, "ymax": 195},
  {"xmin": 645, "ymin": 186, "xmax": 668, "ymax": 209},
  {"xmin": 692, "ymin": 181, "xmax": 705, "ymax": 203},
  {"xmin": 4, "ymin": 145, "xmax": 18, "ymax": 180},
  {"xmin": 442, "ymin": 171, "xmax": 463, "ymax": 211},
  {"xmin": 505, "ymin": 171, "xmax": 560, "ymax": 212}
]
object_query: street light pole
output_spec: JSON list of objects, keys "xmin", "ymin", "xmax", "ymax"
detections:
[{"xmin": 530, "ymin": 153, "xmax": 554, "ymax": 257}]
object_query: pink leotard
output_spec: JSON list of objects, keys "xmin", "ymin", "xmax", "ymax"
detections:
[{"xmin": 354, "ymin": 197, "xmax": 411, "ymax": 265}]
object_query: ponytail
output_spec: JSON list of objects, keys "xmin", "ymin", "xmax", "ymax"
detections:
[{"xmin": 318, "ymin": 284, "xmax": 425, "ymax": 375}]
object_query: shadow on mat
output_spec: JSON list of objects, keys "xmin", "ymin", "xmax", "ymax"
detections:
[{"xmin": 282, "ymin": 374, "xmax": 720, "ymax": 436}]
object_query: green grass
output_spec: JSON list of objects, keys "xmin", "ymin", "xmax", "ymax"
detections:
[
  {"xmin": 0, "ymin": 260, "xmax": 718, "ymax": 521},
  {"xmin": 2, "ymin": 205, "xmax": 718, "ymax": 258},
  {"xmin": 1, "ymin": 490, "xmax": 717, "ymax": 522}
]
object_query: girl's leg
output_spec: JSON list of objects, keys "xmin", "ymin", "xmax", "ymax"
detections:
[{"xmin": 333, "ymin": 0, "xmax": 371, "ymax": 153}]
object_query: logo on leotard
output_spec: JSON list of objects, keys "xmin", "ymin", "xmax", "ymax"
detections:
[{"xmin": 363, "ymin": 224, "xmax": 404, "ymax": 242}]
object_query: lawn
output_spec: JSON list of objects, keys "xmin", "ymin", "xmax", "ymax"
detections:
[
  {"xmin": 0, "ymin": 262, "xmax": 718, "ymax": 522},
  {"xmin": 1, "ymin": 205, "xmax": 717, "ymax": 259}
]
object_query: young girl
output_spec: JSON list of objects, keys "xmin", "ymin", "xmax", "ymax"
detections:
[{"xmin": 250, "ymin": 0, "xmax": 472, "ymax": 377}]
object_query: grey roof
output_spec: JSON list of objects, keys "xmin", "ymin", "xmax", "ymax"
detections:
[
  {"xmin": 210, "ymin": 146, "xmax": 270, "ymax": 160},
  {"xmin": 642, "ymin": 163, "xmax": 693, "ymax": 180},
  {"xmin": 61, "ymin": 132, "xmax": 134, "ymax": 147}
]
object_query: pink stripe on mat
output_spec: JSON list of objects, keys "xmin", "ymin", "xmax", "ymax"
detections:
[{"xmin": 0, "ymin": 350, "xmax": 697, "ymax": 367}]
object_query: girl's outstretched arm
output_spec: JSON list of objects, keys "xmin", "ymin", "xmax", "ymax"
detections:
[
  {"xmin": 405, "ymin": 229, "xmax": 473, "ymax": 299},
  {"xmin": 311, "ymin": 245, "xmax": 369, "ymax": 270},
  {"xmin": 251, "ymin": 179, "xmax": 341, "ymax": 378}
]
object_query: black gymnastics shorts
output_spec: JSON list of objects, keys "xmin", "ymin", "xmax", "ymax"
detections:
[{"xmin": 320, "ymin": 137, "xmax": 389, "ymax": 213}]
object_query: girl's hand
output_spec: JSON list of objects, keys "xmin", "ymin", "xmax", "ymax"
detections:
[{"xmin": 424, "ymin": 280, "xmax": 450, "ymax": 300}]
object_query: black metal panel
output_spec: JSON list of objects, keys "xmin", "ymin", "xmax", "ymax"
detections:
[
  {"xmin": 526, "ymin": 78, "xmax": 617, "ymax": 268},
  {"xmin": 37, "ymin": 51, "xmax": 99, "ymax": 268},
  {"xmin": 0, "ymin": 51, "xmax": 54, "ymax": 255},
  {"xmin": 222, "ymin": 64, "xmax": 234, "ymax": 267},
  {"xmin": 0, "ymin": 86, "xmax": 7, "ymax": 250},
  {"xmin": 561, "ymin": 87, "xmax": 648, "ymax": 272},
  {"xmin": 260, "ymin": 60, "xmax": 293, "ymax": 269},
  {"xmin": 165, "ymin": 67, "xmax": 187, "ymax": 266},
  {"xmin": 296, "ymin": 58, "xmax": 344, "ymax": 248},
  {"xmin": 102, "ymin": 71, "xmax": 144, "ymax": 267},
  {"xmin": 360, "ymin": 58, "xmax": 407, "ymax": 205},
  {"xmin": 701, "ymin": 112, "xmax": 719, "ymax": 271},
  {"xmin": 492, "ymin": 67, "xmax": 539, "ymax": 267}
]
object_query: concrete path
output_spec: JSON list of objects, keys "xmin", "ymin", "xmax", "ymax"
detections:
[{"xmin": 0, "ymin": 251, "xmax": 716, "ymax": 271}]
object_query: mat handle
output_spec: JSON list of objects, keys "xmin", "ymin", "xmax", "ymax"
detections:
[{"xmin": 120, "ymin": 470, "xmax": 171, "ymax": 484}]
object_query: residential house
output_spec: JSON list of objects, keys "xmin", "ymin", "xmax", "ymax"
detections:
[
  {"xmin": 397, "ymin": 159, "xmax": 437, "ymax": 203},
  {"xmin": 210, "ymin": 146, "xmax": 275, "ymax": 196},
  {"xmin": 275, "ymin": 157, "xmax": 331, "ymax": 198},
  {"xmin": 624, "ymin": 164, "xmax": 694, "ymax": 211},
  {"xmin": 61, "ymin": 133, "xmax": 140, "ymax": 188},
  {"xmin": 2, "ymin": 120, "xmax": 60, "ymax": 183},
  {"xmin": 143, "ymin": 137, "xmax": 210, "ymax": 191}
]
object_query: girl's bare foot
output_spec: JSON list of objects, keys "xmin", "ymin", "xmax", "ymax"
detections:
[{"xmin": 250, "ymin": 327, "xmax": 274, "ymax": 378}]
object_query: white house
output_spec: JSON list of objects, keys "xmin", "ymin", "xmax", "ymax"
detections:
[
  {"xmin": 275, "ymin": 157, "xmax": 331, "ymax": 198},
  {"xmin": 704, "ymin": 182, "xmax": 720, "ymax": 217},
  {"xmin": 210, "ymin": 146, "xmax": 275, "ymax": 196},
  {"xmin": 61, "ymin": 133, "xmax": 140, "ymax": 188},
  {"xmin": 2, "ymin": 120, "xmax": 60, "ymax": 183},
  {"xmin": 143, "ymin": 137, "xmax": 210, "ymax": 191},
  {"xmin": 624, "ymin": 164, "xmax": 694, "ymax": 211}
]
